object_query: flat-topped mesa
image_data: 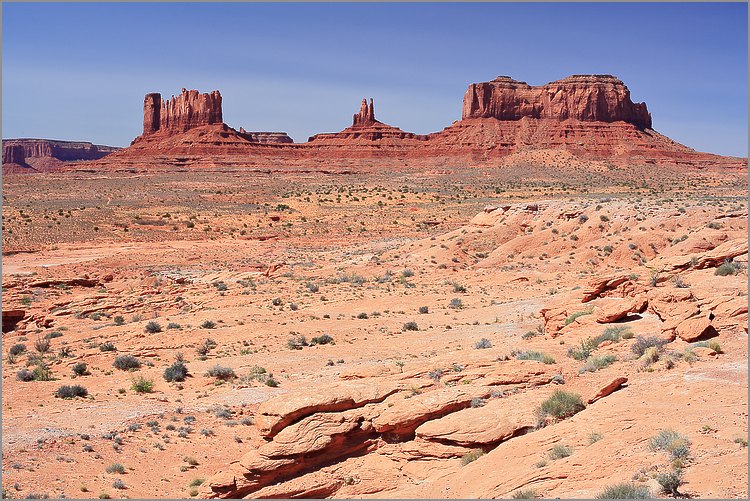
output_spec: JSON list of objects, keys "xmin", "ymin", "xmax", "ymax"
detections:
[
  {"xmin": 353, "ymin": 98, "xmax": 377, "ymax": 127},
  {"xmin": 462, "ymin": 74, "xmax": 652, "ymax": 129},
  {"xmin": 142, "ymin": 88, "xmax": 223, "ymax": 135}
]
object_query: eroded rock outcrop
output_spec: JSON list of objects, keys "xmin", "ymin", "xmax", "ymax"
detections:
[
  {"xmin": 142, "ymin": 88, "xmax": 223, "ymax": 135},
  {"xmin": 2, "ymin": 138, "xmax": 119, "ymax": 174},
  {"xmin": 462, "ymin": 75, "xmax": 652, "ymax": 129}
]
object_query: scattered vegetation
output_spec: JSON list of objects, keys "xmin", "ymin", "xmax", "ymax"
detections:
[
  {"xmin": 595, "ymin": 483, "xmax": 651, "ymax": 499},
  {"xmin": 55, "ymin": 385, "xmax": 88, "ymax": 399},
  {"xmin": 131, "ymin": 376, "xmax": 154, "ymax": 393},
  {"xmin": 113, "ymin": 355, "xmax": 141, "ymax": 371},
  {"xmin": 206, "ymin": 365, "xmax": 236, "ymax": 381},
  {"xmin": 539, "ymin": 390, "xmax": 585, "ymax": 420},
  {"xmin": 513, "ymin": 350, "xmax": 555, "ymax": 364},
  {"xmin": 474, "ymin": 338, "xmax": 492, "ymax": 349},
  {"xmin": 649, "ymin": 429, "xmax": 690, "ymax": 460}
]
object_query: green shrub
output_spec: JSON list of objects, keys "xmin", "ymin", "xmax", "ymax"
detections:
[
  {"xmin": 474, "ymin": 338, "xmax": 492, "ymax": 349},
  {"xmin": 287, "ymin": 335, "xmax": 308, "ymax": 350},
  {"xmin": 144, "ymin": 321, "xmax": 162, "ymax": 333},
  {"xmin": 568, "ymin": 338, "xmax": 596, "ymax": 360},
  {"xmin": 514, "ymin": 350, "xmax": 555, "ymax": 364},
  {"xmin": 460, "ymin": 449, "xmax": 484, "ymax": 465},
  {"xmin": 55, "ymin": 385, "xmax": 88, "ymax": 399},
  {"xmin": 548, "ymin": 444, "xmax": 572, "ymax": 460},
  {"xmin": 99, "ymin": 341, "xmax": 116, "ymax": 352},
  {"xmin": 631, "ymin": 336, "xmax": 668, "ymax": 357},
  {"xmin": 310, "ymin": 334, "xmax": 334, "ymax": 345},
  {"xmin": 649, "ymin": 429, "xmax": 690, "ymax": 460},
  {"xmin": 164, "ymin": 361, "xmax": 189, "ymax": 382},
  {"xmin": 32, "ymin": 365, "xmax": 53, "ymax": 381},
  {"xmin": 564, "ymin": 309, "xmax": 592, "ymax": 326},
  {"xmin": 511, "ymin": 488, "xmax": 538, "ymax": 499},
  {"xmin": 9, "ymin": 343, "xmax": 27, "ymax": 356},
  {"xmin": 131, "ymin": 376, "xmax": 154, "ymax": 393},
  {"xmin": 656, "ymin": 469, "xmax": 683, "ymax": 496},
  {"xmin": 206, "ymin": 365, "xmax": 235, "ymax": 380},
  {"xmin": 539, "ymin": 390, "xmax": 585, "ymax": 419},
  {"xmin": 580, "ymin": 354, "xmax": 617, "ymax": 373},
  {"xmin": 113, "ymin": 316, "xmax": 125, "ymax": 326},
  {"xmin": 189, "ymin": 478, "xmax": 204, "ymax": 487},
  {"xmin": 595, "ymin": 483, "xmax": 651, "ymax": 499},
  {"xmin": 73, "ymin": 363, "xmax": 89, "ymax": 376},
  {"xmin": 113, "ymin": 355, "xmax": 141, "ymax": 371},
  {"xmin": 715, "ymin": 260, "xmax": 738, "ymax": 276},
  {"xmin": 105, "ymin": 463, "xmax": 125, "ymax": 474}
]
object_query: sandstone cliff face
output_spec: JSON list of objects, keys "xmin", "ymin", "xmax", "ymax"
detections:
[
  {"xmin": 142, "ymin": 88, "xmax": 223, "ymax": 135},
  {"xmin": 462, "ymin": 75, "xmax": 652, "ymax": 129},
  {"xmin": 2, "ymin": 139, "xmax": 119, "ymax": 174},
  {"xmin": 237, "ymin": 129, "xmax": 294, "ymax": 144},
  {"xmin": 353, "ymin": 98, "xmax": 376, "ymax": 127}
]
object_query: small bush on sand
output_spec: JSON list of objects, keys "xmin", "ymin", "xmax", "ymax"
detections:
[
  {"xmin": 205, "ymin": 365, "xmax": 235, "ymax": 381},
  {"xmin": 164, "ymin": 361, "xmax": 189, "ymax": 382},
  {"xmin": 595, "ymin": 483, "xmax": 651, "ymax": 499},
  {"xmin": 144, "ymin": 321, "xmax": 162, "ymax": 334},
  {"xmin": 113, "ymin": 355, "xmax": 141, "ymax": 371},
  {"xmin": 55, "ymin": 385, "xmax": 88, "ymax": 399},
  {"xmin": 539, "ymin": 390, "xmax": 585, "ymax": 420}
]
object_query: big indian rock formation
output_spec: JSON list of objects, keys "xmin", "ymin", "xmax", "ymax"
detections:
[{"xmin": 64, "ymin": 75, "xmax": 746, "ymax": 172}]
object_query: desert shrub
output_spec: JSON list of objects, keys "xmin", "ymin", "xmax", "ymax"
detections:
[
  {"xmin": 563, "ymin": 309, "xmax": 592, "ymax": 326},
  {"xmin": 513, "ymin": 350, "xmax": 555, "ymax": 364},
  {"xmin": 111, "ymin": 480, "xmax": 126, "ymax": 490},
  {"xmin": 428, "ymin": 368, "xmax": 444, "ymax": 382},
  {"xmin": 100, "ymin": 341, "xmax": 116, "ymax": 352},
  {"xmin": 213, "ymin": 281, "xmax": 228, "ymax": 291},
  {"xmin": 715, "ymin": 259, "xmax": 739, "ymax": 276},
  {"xmin": 460, "ymin": 449, "xmax": 484, "ymax": 465},
  {"xmin": 594, "ymin": 326, "xmax": 628, "ymax": 344},
  {"xmin": 306, "ymin": 282, "xmax": 319, "ymax": 292},
  {"xmin": 144, "ymin": 321, "xmax": 162, "ymax": 334},
  {"xmin": 58, "ymin": 346, "xmax": 74, "ymax": 358},
  {"xmin": 631, "ymin": 336, "xmax": 668, "ymax": 357},
  {"xmin": 539, "ymin": 390, "xmax": 585, "ymax": 419},
  {"xmin": 287, "ymin": 335, "xmax": 308, "ymax": 350},
  {"xmin": 310, "ymin": 334, "xmax": 334, "ymax": 345},
  {"xmin": 357, "ymin": 312, "xmax": 369, "ymax": 319},
  {"xmin": 403, "ymin": 321, "xmax": 419, "ymax": 331},
  {"xmin": 32, "ymin": 365, "xmax": 53, "ymax": 381},
  {"xmin": 34, "ymin": 336, "xmax": 51, "ymax": 354},
  {"xmin": 9, "ymin": 343, "xmax": 27, "ymax": 356},
  {"xmin": 567, "ymin": 338, "xmax": 596, "ymax": 360},
  {"xmin": 113, "ymin": 316, "xmax": 125, "ymax": 326},
  {"xmin": 265, "ymin": 375, "xmax": 280, "ymax": 387},
  {"xmin": 167, "ymin": 322, "xmax": 181, "ymax": 329},
  {"xmin": 470, "ymin": 397, "xmax": 486, "ymax": 408},
  {"xmin": 549, "ymin": 444, "xmax": 572, "ymax": 459},
  {"xmin": 113, "ymin": 355, "xmax": 141, "ymax": 371},
  {"xmin": 189, "ymin": 478, "xmax": 205, "ymax": 487},
  {"xmin": 200, "ymin": 429, "xmax": 215, "ymax": 437},
  {"xmin": 511, "ymin": 488, "xmax": 538, "ymax": 499},
  {"xmin": 206, "ymin": 365, "xmax": 235, "ymax": 380},
  {"xmin": 44, "ymin": 331, "xmax": 63, "ymax": 339},
  {"xmin": 164, "ymin": 361, "xmax": 189, "ymax": 382},
  {"xmin": 449, "ymin": 298, "xmax": 463, "ymax": 309},
  {"xmin": 55, "ymin": 385, "xmax": 88, "ymax": 399},
  {"xmin": 131, "ymin": 376, "xmax": 154, "ymax": 393},
  {"xmin": 588, "ymin": 432, "xmax": 603, "ymax": 444},
  {"xmin": 73, "ymin": 362, "xmax": 90, "ymax": 376},
  {"xmin": 200, "ymin": 320, "xmax": 216, "ymax": 329},
  {"xmin": 418, "ymin": 306, "xmax": 429, "ymax": 314},
  {"xmin": 692, "ymin": 340, "xmax": 722, "ymax": 354},
  {"xmin": 595, "ymin": 483, "xmax": 651, "ymax": 499},
  {"xmin": 17, "ymin": 368, "xmax": 35, "ymax": 382},
  {"xmin": 649, "ymin": 429, "xmax": 690, "ymax": 460},
  {"xmin": 451, "ymin": 282, "xmax": 467, "ymax": 293},
  {"xmin": 105, "ymin": 463, "xmax": 125, "ymax": 474},
  {"xmin": 474, "ymin": 338, "xmax": 492, "ymax": 349},
  {"xmin": 656, "ymin": 469, "xmax": 684, "ymax": 496},
  {"xmin": 579, "ymin": 354, "xmax": 617, "ymax": 373}
]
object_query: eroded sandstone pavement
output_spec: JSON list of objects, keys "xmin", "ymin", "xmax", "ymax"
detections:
[{"xmin": 1, "ymin": 173, "xmax": 747, "ymax": 499}]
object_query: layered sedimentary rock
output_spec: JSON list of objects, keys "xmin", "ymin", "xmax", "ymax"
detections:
[
  {"xmin": 237, "ymin": 129, "xmax": 294, "ymax": 144},
  {"xmin": 66, "ymin": 76, "xmax": 746, "ymax": 172},
  {"xmin": 2, "ymin": 138, "xmax": 119, "ymax": 174},
  {"xmin": 142, "ymin": 88, "xmax": 223, "ymax": 136},
  {"xmin": 462, "ymin": 75, "xmax": 652, "ymax": 129},
  {"xmin": 307, "ymin": 98, "xmax": 428, "ymax": 143}
]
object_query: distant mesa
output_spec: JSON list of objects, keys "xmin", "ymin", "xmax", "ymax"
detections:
[
  {"xmin": 1, "ymin": 138, "xmax": 119, "ymax": 174},
  {"xmin": 462, "ymin": 74, "xmax": 652, "ymax": 129}
]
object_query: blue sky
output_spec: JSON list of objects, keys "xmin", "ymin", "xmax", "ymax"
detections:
[{"xmin": 2, "ymin": 2, "xmax": 747, "ymax": 156}]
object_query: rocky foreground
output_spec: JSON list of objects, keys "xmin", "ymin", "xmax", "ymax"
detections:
[{"xmin": 1, "ymin": 177, "xmax": 747, "ymax": 498}]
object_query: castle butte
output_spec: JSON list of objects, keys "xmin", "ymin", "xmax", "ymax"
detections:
[{"xmin": 32, "ymin": 75, "xmax": 750, "ymax": 172}]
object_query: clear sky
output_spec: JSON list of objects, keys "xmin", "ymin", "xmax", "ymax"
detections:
[{"xmin": 2, "ymin": 2, "xmax": 747, "ymax": 156}]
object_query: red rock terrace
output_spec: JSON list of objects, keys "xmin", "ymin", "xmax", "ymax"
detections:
[{"xmin": 1, "ymin": 139, "xmax": 119, "ymax": 174}]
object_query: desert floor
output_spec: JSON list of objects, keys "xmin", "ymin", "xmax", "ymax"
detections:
[{"xmin": 1, "ymin": 163, "xmax": 747, "ymax": 499}]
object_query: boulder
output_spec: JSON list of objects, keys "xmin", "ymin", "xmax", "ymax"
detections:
[{"xmin": 675, "ymin": 316, "xmax": 718, "ymax": 342}]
